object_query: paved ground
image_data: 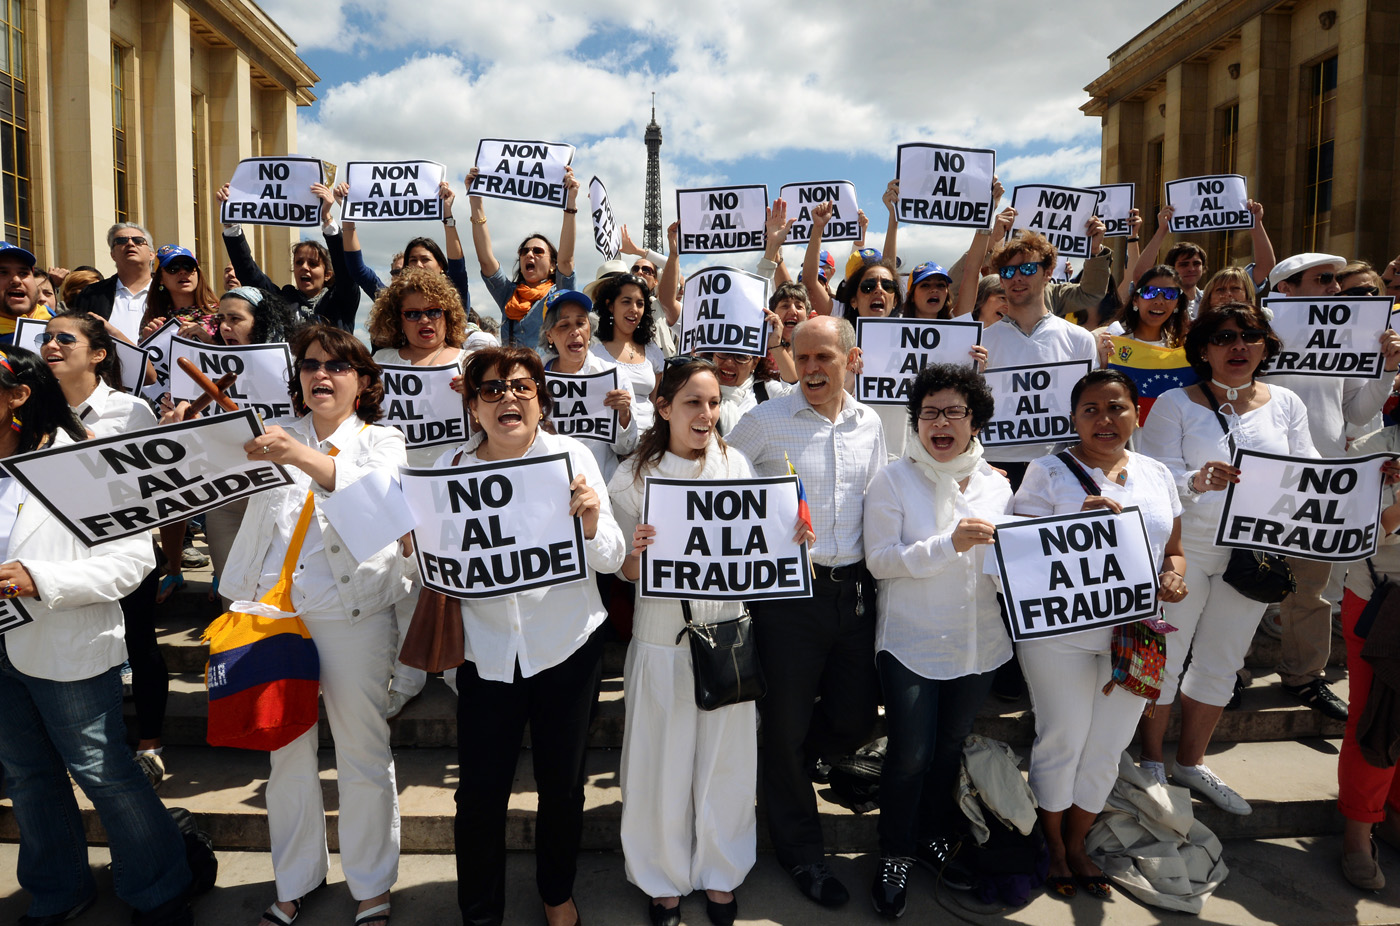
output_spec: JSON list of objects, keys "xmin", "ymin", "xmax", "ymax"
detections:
[{"xmin": 2, "ymin": 838, "xmax": 1399, "ymax": 926}]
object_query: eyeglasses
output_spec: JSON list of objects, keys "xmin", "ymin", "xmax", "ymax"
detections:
[
  {"xmin": 631, "ymin": 264, "xmax": 657, "ymax": 277},
  {"xmin": 858, "ymin": 278, "xmax": 898, "ymax": 294},
  {"xmin": 1207, "ymin": 329, "xmax": 1267, "ymax": 347},
  {"xmin": 112, "ymin": 235, "xmax": 148, "ymax": 247},
  {"xmin": 402, "ymin": 307, "xmax": 444, "ymax": 321},
  {"xmin": 298, "ymin": 358, "xmax": 356, "ymax": 375},
  {"xmin": 1138, "ymin": 285, "xmax": 1181, "ymax": 301},
  {"xmin": 705, "ymin": 352, "xmax": 757, "ymax": 365},
  {"xmin": 35, "ymin": 331, "xmax": 79, "ymax": 347},
  {"xmin": 477, "ymin": 377, "xmax": 540, "ymax": 402},
  {"xmin": 917, "ymin": 405, "xmax": 972, "ymax": 421},
  {"xmin": 1341, "ymin": 285, "xmax": 1381, "ymax": 297},
  {"xmin": 518, "ymin": 246, "xmax": 548, "ymax": 257},
  {"xmin": 998, "ymin": 262, "xmax": 1042, "ymax": 280}
]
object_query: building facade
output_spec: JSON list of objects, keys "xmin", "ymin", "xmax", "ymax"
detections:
[
  {"xmin": 1, "ymin": 0, "xmax": 316, "ymax": 277},
  {"xmin": 1083, "ymin": 0, "xmax": 1400, "ymax": 272}
]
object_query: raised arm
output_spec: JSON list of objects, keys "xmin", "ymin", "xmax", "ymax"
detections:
[
  {"xmin": 335, "ymin": 181, "xmax": 384, "ymax": 301},
  {"xmin": 557, "ymin": 167, "xmax": 579, "ymax": 279},
  {"xmin": 1245, "ymin": 200, "xmax": 1276, "ymax": 286},
  {"xmin": 1131, "ymin": 204, "xmax": 1175, "ymax": 283},
  {"xmin": 801, "ymin": 202, "xmax": 836, "ymax": 316},
  {"xmin": 1117, "ymin": 208, "xmax": 1143, "ymax": 304},
  {"xmin": 316, "ymin": 183, "xmax": 361, "ymax": 331},
  {"xmin": 466, "ymin": 167, "xmax": 502, "ymax": 278},
  {"xmin": 658, "ymin": 221, "xmax": 682, "ymax": 326},
  {"xmin": 880, "ymin": 179, "xmax": 899, "ymax": 266},
  {"xmin": 952, "ymin": 207, "xmax": 1015, "ymax": 317},
  {"xmin": 760, "ymin": 198, "xmax": 793, "ymax": 285},
  {"xmin": 216, "ymin": 182, "xmax": 277, "ymax": 293}
]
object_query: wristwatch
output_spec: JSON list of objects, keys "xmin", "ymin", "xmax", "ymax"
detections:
[{"xmin": 443, "ymin": 216, "xmax": 457, "ymax": 227}]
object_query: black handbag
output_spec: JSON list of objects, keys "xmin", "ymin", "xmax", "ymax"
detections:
[
  {"xmin": 677, "ymin": 599, "xmax": 766, "ymax": 711},
  {"xmin": 1200, "ymin": 386, "xmax": 1296, "ymax": 603},
  {"xmin": 1356, "ymin": 558, "xmax": 1400, "ymax": 640}
]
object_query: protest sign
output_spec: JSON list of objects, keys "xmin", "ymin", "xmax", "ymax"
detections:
[
  {"xmin": 0, "ymin": 597, "xmax": 32, "ymax": 636},
  {"xmin": 220, "ymin": 157, "xmax": 324, "ymax": 227},
  {"xmin": 470, "ymin": 138, "xmax": 576, "ymax": 208},
  {"xmin": 1091, "ymin": 183, "xmax": 1135, "ymax": 237},
  {"xmin": 545, "ymin": 368, "xmax": 619, "ymax": 443},
  {"xmin": 401, "ymin": 453, "xmax": 587, "ymax": 599},
  {"xmin": 1009, "ymin": 184, "xmax": 1100, "ymax": 259},
  {"xmin": 169, "ymin": 338, "xmax": 294, "ymax": 419},
  {"xmin": 137, "ymin": 317, "xmax": 180, "ymax": 397},
  {"xmin": 779, "ymin": 180, "xmax": 860, "ymax": 244},
  {"xmin": 1260, "ymin": 295, "xmax": 1393, "ymax": 379},
  {"xmin": 1215, "ymin": 451, "xmax": 1388, "ymax": 562},
  {"xmin": 854, "ymin": 318, "xmax": 982, "ymax": 406},
  {"xmin": 679, "ymin": 267, "xmax": 770, "ymax": 357},
  {"xmin": 641, "ymin": 476, "xmax": 812, "ymax": 601},
  {"xmin": 1165, "ymin": 174, "xmax": 1254, "ymax": 233},
  {"xmin": 379, "ymin": 363, "xmax": 468, "ymax": 449},
  {"xmin": 2, "ymin": 411, "xmax": 290, "ymax": 545},
  {"xmin": 342, "ymin": 160, "xmax": 445, "ymax": 222},
  {"xmin": 15, "ymin": 317, "xmax": 149, "ymax": 396},
  {"xmin": 676, "ymin": 185, "xmax": 768, "ymax": 254},
  {"xmin": 981, "ymin": 359, "xmax": 1092, "ymax": 449},
  {"xmin": 993, "ymin": 507, "xmax": 1158, "ymax": 641},
  {"xmin": 588, "ymin": 176, "xmax": 621, "ymax": 260},
  {"xmin": 895, "ymin": 144, "xmax": 996, "ymax": 228}
]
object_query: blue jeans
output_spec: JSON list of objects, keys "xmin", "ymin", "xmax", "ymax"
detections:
[
  {"xmin": 876, "ymin": 651, "xmax": 996, "ymax": 856},
  {"xmin": 0, "ymin": 638, "xmax": 190, "ymax": 918}
]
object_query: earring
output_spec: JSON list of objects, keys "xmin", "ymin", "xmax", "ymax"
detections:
[
  {"xmin": 354, "ymin": 396, "xmax": 360, "ymax": 412},
  {"xmin": 9, "ymin": 413, "xmax": 21, "ymax": 433}
]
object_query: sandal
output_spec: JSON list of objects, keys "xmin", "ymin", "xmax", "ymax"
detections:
[
  {"xmin": 354, "ymin": 901, "xmax": 392, "ymax": 926},
  {"xmin": 258, "ymin": 898, "xmax": 301, "ymax": 926},
  {"xmin": 156, "ymin": 572, "xmax": 185, "ymax": 604},
  {"xmin": 1075, "ymin": 873, "xmax": 1112, "ymax": 900},
  {"xmin": 1045, "ymin": 875, "xmax": 1077, "ymax": 899}
]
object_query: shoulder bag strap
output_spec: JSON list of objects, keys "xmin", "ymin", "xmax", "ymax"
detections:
[
  {"xmin": 1199, "ymin": 384, "xmax": 1237, "ymax": 456},
  {"xmin": 1056, "ymin": 450, "xmax": 1102, "ymax": 496}
]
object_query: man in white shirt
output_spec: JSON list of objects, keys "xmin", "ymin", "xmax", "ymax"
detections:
[
  {"xmin": 726, "ymin": 315, "xmax": 886, "ymax": 909},
  {"xmin": 70, "ymin": 223, "xmax": 154, "ymax": 341}
]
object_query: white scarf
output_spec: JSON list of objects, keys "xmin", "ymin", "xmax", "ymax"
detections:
[{"xmin": 905, "ymin": 433, "xmax": 984, "ymax": 524}]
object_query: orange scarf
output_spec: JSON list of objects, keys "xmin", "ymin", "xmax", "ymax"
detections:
[{"xmin": 503, "ymin": 280, "xmax": 554, "ymax": 322}]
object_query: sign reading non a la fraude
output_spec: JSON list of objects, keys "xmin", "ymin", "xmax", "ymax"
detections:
[
  {"xmin": 641, "ymin": 476, "xmax": 812, "ymax": 601},
  {"xmin": 993, "ymin": 507, "xmax": 1158, "ymax": 641},
  {"xmin": 0, "ymin": 597, "xmax": 33, "ymax": 636},
  {"xmin": 169, "ymin": 337, "xmax": 295, "ymax": 419},
  {"xmin": 1091, "ymin": 183, "xmax": 1136, "ymax": 238},
  {"xmin": 470, "ymin": 138, "xmax": 576, "ymax": 208},
  {"xmin": 15, "ymin": 317, "xmax": 149, "ymax": 396},
  {"xmin": 401, "ymin": 453, "xmax": 587, "ymax": 599},
  {"xmin": 981, "ymin": 359, "xmax": 1092, "ymax": 449},
  {"xmin": 1215, "ymin": 450, "xmax": 1388, "ymax": 562},
  {"xmin": 342, "ymin": 160, "xmax": 446, "ymax": 222},
  {"xmin": 588, "ymin": 176, "xmax": 621, "ymax": 260},
  {"xmin": 779, "ymin": 180, "xmax": 860, "ymax": 244},
  {"xmin": 855, "ymin": 318, "xmax": 982, "ymax": 407},
  {"xmin": 679, "ymin": 266, "xmax": 770, "ymax": 357},
  {"xmin": 1009, "ymin": 184, "xmax": 1100, "ymax": 259},
  {"xmin": 676, "ymin": 185, "xmax": 769, "ymax": 254},
  {"xmin": 221, "ymin": 156, "xmax": 325, "ymax": 227},
  {"xmin": 1260, "ymin": 295, "xmax": 1394, "ymax": 380},
  {"xmin": 379, "ymin": 363, "xmax": 468, "ymax": 449},
  {"xmin": 895, "ymin": 144, "xmax": 996, "ymax": 228},
  {"xmin": 546, "ymin": 368, "xmax": 619, "ymax": 444},
  {"xmin": 1165, "ymin": 174, "xmax": 1254, "ymax": 233},
  {"xmin": 1, "ymin": 411, "xmax": 291, "ymax": 546}
]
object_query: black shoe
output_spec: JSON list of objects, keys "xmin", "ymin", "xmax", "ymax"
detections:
[
  {"xmin": 704, "ymin": 895, "xmax": 737, "ymax": 926},
  {"xmin": 870, "ymin": 856, "xmax": 913, "ymax": 918},
  {"xmin": 790, "ymin": 862, "xmax": 849, "ymax": 908},
  {"xmin": 1283, "ymin": 679, "xmax": 1348, "ymax": 722},
  {"xmin": 19, "ymin": 895, "xmax": 96, "ymax": 926},
  {"xmin": 806, "ymin": 756, "xmax": 833, "ymax": 784},
  {"xmin": 1225, "ymin": 675, "xmax": 1246, "ymax": 711},
  {"xmin": 914, "ymin": 836, "xmax": 975, "ymax": 891},
  {"xmin": 648, "ymin": 900, "xmax": 681, "ymax": 926},
  {"xmin": 131, "ymin": 894, "xmax": 194, "ymax": 926}
]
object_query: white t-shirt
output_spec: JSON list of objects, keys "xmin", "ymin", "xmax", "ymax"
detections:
[{"xmin": 590, "ymin": 341, "xmax": 664, "ymax": 433}]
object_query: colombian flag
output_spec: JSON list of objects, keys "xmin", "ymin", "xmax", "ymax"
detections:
[
  {"xmin": 785, "ymin": 452, "xmax": 813, "ymax": 535},
  {"xmin": 1106, "ymin": 336, "xmax": 1199, "ymax": 424},
  {"xmin": 203, "ymin": 610, "xmax": 320, "ymax": 751}
]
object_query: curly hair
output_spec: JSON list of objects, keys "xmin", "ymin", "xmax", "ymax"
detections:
[
  {"xmin": 287, "ymin": 324, "xmax": 384, "ymax": 423},
  {"xmin": 906, "ymin": 362, "xmax": 996, "ymax": 434},
  {"xmin": 217, "ymin": 287, "xmax": 302, "ymax": 345},
  {"xmin": 594, "ymin": 274, "xmax": 656, "ymax": 346},
  {"xmin": 367, "ymin": 268, "xmax": 467, "ymax": 350},
  {"xmin": 1184, "ymin": 302, "xmax": 1282, "ymax": 382},
  {"xmin": 989, "ymin": 230, "xmax": 1058, "ymax": 273}
]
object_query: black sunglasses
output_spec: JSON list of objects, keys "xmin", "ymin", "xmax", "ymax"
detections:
[
  {"xmin": 298, "ymin": 358, "xmax": 356, "ymax": 375},
  {"xmin": 859, "ymin": 278, "xmax": 898, "ymax": 294},
  {"xmin": 1207, "ymin": 329, "xmax": 1267, "ymax": 347},
  {"xmin": 477, "ymin": 377, "xmax": 540, "ymax": 402},
  {"xmin": 402, "ymin": 308, "xmax": 444, "ymax": 321}
]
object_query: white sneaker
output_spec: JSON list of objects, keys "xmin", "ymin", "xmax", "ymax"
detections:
[
  {"xmin": 136, "ymin": 751, "xmax": 165, "ymax": 791},
  {"xmin": 1139, "ymin": 760, "xmax": 1167, "ymax": 786},
  {"xmin": 1171, "ymin": 761, "xmax": 1251, "ymax": 815},
  {"xmin": 385, "ymin": 689, "xmax": 417, "ymax": 720}
]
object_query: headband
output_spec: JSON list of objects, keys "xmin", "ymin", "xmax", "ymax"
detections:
[{"xmin": 224, "ymin": 286, "xmax": 265, "ymax": 307}]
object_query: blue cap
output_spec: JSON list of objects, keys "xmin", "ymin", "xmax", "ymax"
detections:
[
  {"xmin": 0, "ymin": 240, "xmax": 36, "ymax": 267},
  {"xmin": 545, "ymin": 288, "xmax": 592, "ymax": 313},
  {"xmin": 910, "ymin": 261, "xmax": 951, "ymax": 287},
  {"xmin": 156, "ymin": 244, "xmax": 197, "ymax": 269}
]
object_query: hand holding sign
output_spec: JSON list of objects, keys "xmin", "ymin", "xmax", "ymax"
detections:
[
  {"xmin": 951, "ymin": 518, "xmax": 997, "ymax": 553},
  {"xmin": 0, "ymin": 561, "xmax": 37, "ymax": 599},
  {"xmin": 568, "ymin": 473, "xmax": 600, "ymax": 540}
]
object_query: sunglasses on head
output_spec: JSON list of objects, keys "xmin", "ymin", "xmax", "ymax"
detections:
[
  {"xmin": 402, "ymin": 307, "xmax": 444, "ymax": 321},
  {"xmin": 1138, "ymin": 285, "xmax": 1181, "ymax": 301},
  {"xmin": 858, "ymin": 278, "xmax": 898, "ymax": 294},
  {"xmin": 1207, "ymin": 328, "xmax": 1267, "ymax": 347},
  {"xmin": 998, "ymin": 262, "xmax": 1042, "ymax": 280},
  {"xmin": 112, "ymin": 235, "xmax": 148, "ymax": 247},
  {"xmin": 519, "ymin": 246, "xmax": 548, "ymax": 257},
  {"xmin": 298, "ymin": 358, "xmax": 356, "ymax": 375},
  {"xmin": 477, "ymin": 377, "xmax": 540, "ymax": 402},
  {"xmin": 35, "ymin": 331, "xmax": 78, "ymax": 347}
]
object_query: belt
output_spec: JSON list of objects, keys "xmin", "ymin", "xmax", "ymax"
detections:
[{"xmin": 812, "ymin": 561, "xmax": 864, "ymax": 584}]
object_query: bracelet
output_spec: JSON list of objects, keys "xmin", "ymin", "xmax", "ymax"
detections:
[
  {"xmin": 778, "ymin": 339, "xmax": 792, "ymax": 349},
  {"xmin": 563, "ymin": 207, "xmax": 578, "ymax": 214},
  {"xmin": 1126, "ymin": 236, "xmax": 1140, "ymax": 242},
  {"xmin": 470, "ymin": 217, "xmax": 487, "ymax": 225}
]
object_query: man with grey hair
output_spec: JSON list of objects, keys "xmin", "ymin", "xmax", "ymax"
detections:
[{"xmin": 70, "ymin": 222, "xmax": 156, "ymax": 340}]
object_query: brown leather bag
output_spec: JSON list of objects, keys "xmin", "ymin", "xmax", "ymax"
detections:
[{"xmin": 397, "ymin": 448, "xmax": 466, "ymax": 673}]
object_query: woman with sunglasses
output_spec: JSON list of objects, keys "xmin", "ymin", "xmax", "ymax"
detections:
[
  {"xmin": 1137, "ymin": 303, "xmax": 1316, "ymax": 815},
  {"xmin": 337, "ymin": 179, "xmax": 473, "ymax": 308},
  {"xmin": 593, "ymin": 272, "xmax": 665, "ymax": 433},
  {"xmin": 1337, "ymin": 261, "xmax": 1386, "ymax": 298},
  {"xmin": 444, "ymin": 346, "xmax": 623, "ymax": 926},
  {"xmin": 141, "ymin": 245, "xmax": 218, "ymax": 342},
  {"xmin": 466, "ymin": 166, "xmax": 580, "ymax": 349},
  {"xmin": 222, "ymin": 325, "xmax": 409, "ymax": 926},
  {"xmin": 1094, "ymin": 267, "xmax": 1195, "ymax": 427}
]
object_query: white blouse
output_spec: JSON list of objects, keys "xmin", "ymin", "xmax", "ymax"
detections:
[
  {"xmin": 591, "ymin": 341, "xmax": 663, "ymax": 433},
  {"xmin": 73, "ymin": 380, "xmax": 157, "ymax": 438}
]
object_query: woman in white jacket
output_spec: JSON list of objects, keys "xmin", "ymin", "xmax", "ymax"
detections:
[
  {"xmin": 0, "ymin": 347, "xmax": 194, "ymax": 925},
  {"xmin": 221, "ymin": 325, "xmax": 410, "ymax": 926}
]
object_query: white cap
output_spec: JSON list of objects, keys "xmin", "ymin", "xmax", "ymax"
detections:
[{"xmin": 1268, "ymin": 252, "xmax": 1346, "ymax": 288}]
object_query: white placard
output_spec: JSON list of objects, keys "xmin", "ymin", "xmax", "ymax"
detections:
[
  {"xmin": 676, "ymin": 185, "xmax": 769, "ymax": 254},
  {"xmin": 640, "ymin": 476, "xmax": 812, "ymax": 601},
  {"xmin": 318, "ymin": 468, "xmax": 417, "ymax": 565},
  {"xmin": 342, "ymin": 160, "xmax": 445, "ymax": 222},
  {"xmin": 379, "ymin": 363, "xmax": 469, "ymax": 450},
  {"xmin": 993, "ymin": 506, "xmax": 1158, "ymax": 641},
  {"xmin": 401, "ymin": 453, "xmax": 586, "ymax": 599},
  {"xmin": 895, "ymin": 144, "xmax": 997, "ymax": 228},
  {"xmin": 588, "ymin": 176, "xmax": 621, "ymax": 260},
  {"xmin": 1008, "ymin": 184, "xmax": 1101, "ymax": 260},
  {"xmin": 854, "ymin": 318, "xmax": 983, "ymax": 407},
  {"xmin": 545, "ymin": 368, "xmax": 619, "ymax": 444},
  {"xmin": 169, "ymin": 337, "xmax": 295, "ymax": 419},
  {"xmin": 981, "ymin": 359, "xmax": 1092, "ymax": 449},
  {"xmin": 220, "ymin": 156, "xmax": 325, "ymax": 227},
  {"xmin": 138, "ymin": 317, "xmax": 181, "ymax": 397},
  {"xmin": 15, "ymin": 317, "xmax": 149, "ymax": 396},
  {"xmin": 779, "ymin": 180, "xmax": 860, "ymax": 244},
  {"xmin": 470, "ymin": 138, "xmax": 576, "ymax": 208},
  {"xmin": 1165, "ymin": 174, "xmax": 1254, "ymax": 234},
  {"xmin": 1215, "ymin": 450, "xmax": 1388, "ymax": 562},
  {"xmin": 0, "ymin": 596, "xmax": 33, "ymax": 636},
  {"xmin": 1259, "ymin": 295, "xmax": 1394, "ymax": 379},
  {"xmin": 1, "ymin": 411, "xmax": 290, "ymax": 545},
  {"xmin": 679, "ymin": 266, "xmax": 770, "ymax": 357},
  {"xmin": 1091, "ymin": 183, "xmax": 1136, "ymax": 238}
]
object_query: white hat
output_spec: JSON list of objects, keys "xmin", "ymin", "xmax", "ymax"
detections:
[
  {"xmin": 583, "ymin": 259, "xmax": 629, "ymax": 299},
  {"xmin": 1268, "ymin": 252, "xmax": 1346, "ymax": 288}
]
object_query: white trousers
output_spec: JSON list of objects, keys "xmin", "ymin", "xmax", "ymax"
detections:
[
  {"xmin": 267, "ymin": 610, "xmax": 400, "ymax": 901},
  {"xmin": 1019, "ymin": 628, "xmax": 1148, "ymax": 813},
  {"xmin": 1159, "ymin": 544, "xmax": 1266, "ymax": 706},
  {"xmin": 620, "ymin": 639, "xmax": 757, "ymax": 898}
]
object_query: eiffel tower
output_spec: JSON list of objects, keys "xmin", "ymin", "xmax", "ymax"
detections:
[{"xmin": 643, "ymin": 95, "xmax": 663, "ymax": 252}]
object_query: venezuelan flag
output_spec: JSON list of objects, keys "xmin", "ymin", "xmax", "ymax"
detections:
[
  {"xmin": 203, "ymin": 611, "xmax": 320, "ymax": 751},
  {"xmin": 1106, "ymin": 335, "xmax": 1199, "ymax": 424},
  {"xmin": 785, "ymin": 452, "xmax": 813, "ymax": 535}
]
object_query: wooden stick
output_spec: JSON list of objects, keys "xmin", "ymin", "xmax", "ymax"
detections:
[{"xmin": 176, "ymin": 357, "xmax": 241, "ymax": 415}]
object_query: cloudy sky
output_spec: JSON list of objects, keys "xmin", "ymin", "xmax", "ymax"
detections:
[{"xmin": 258, "ymin": 1, "xmax": 1170, "ymax": 319}]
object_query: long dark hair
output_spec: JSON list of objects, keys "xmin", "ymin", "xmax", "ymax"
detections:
[
  {"xmin": 834, "ymin": 257, "xmax": 902, "ymax": 310},
  {"xmin": 595, "ymin": 273, "xmax": 656, "ymax": 346},
  {"xmin": 0, "ymin": 346, "xmax": 85, "ymax": 453},
  {"xmin": 50, "ymin": 310, "xmax": 124, "ymax": 390},
  {"xmin": 1120, "ymin": 265, "xmax": 1187, "ymax": 347},
  {"xmin": 287, "ymin": 324, "xmax": 385, "ymax": 423},
  {"xmin": 631, "ymin": 357, "xmax": 725, "ymax": 481},
  {"xmin": 512, "ymin": 234, "xmax": 559, "ymax": 285}
]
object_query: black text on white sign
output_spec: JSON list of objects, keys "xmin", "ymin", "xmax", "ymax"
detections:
[
  {"xmin": 220, "ymin": 157, "xmax": 325, "ymax": 227},
  {"xmin": 855, "ymin": 318, "xmax": 982, "ymax": 406}
]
